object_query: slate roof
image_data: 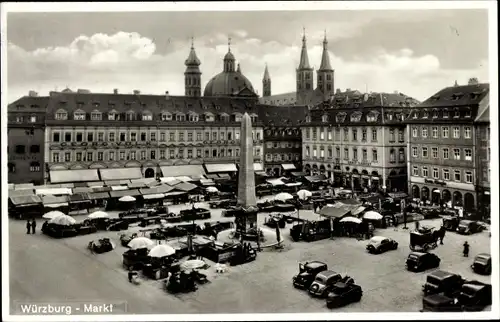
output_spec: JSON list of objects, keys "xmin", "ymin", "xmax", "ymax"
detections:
[
  {"xmin": 417, "ymin": 83, "xmax": 489, "ymax": 108},
  {"xmin": 257, "ymin": 105, "xmax": 309, "ymax": 127}
]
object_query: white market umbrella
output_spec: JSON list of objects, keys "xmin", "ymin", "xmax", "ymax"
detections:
[
  {"xmin": 274, "ymin": 192, "xmax": 294, "ymax": 202},
  {"xmin": 297, "ymin": 189, "xmax": 312, "ymax": 200},
  {"xmin": 180, "ymin": 259, "xmax": 206, "ymax": 271},
  {"xmin": 148, "ymin": 244, "xmax": 176, "ymax": 258},
  {"xmin": 48, "ymin": 214, "xmax": 76, "ymax": 226},
  {"xmin": 88, "ymin": 211, "xmax": 109, "ymax": 219},
  {"xmin": 363, "ymin": 211, "xmax": 383, "ymax": 220},
  {"xmin": 43, "ymin": 211, "xmax": 66, "ymax": 220},
  {"xmin": 340, "ymin": 216, "xmax": 362, "ymax": 224},
  {"xmin": 206, "ymin": 186, "xmax": 219, "ymax": 193},
  {"xmin": 119, "ymin": 195, "xmax": 136, "ymax": 202},
  {"xmin": 128, "ymin": 237, "xmax": 155, "ymax": 250}
]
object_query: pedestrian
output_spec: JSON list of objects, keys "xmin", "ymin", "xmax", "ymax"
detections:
[
  {"xmin": 128, "ymin": 267, "xmax": 134, "ymax": 283},
  {"xmin": 26, "ymin": 219, "xmax": 31, "ymax": 234},
  {"xmin": 463, "ymin": 241, "xmax": 470, "ymax": 257},
  {"xmin": 31, "ymin": 219, "xmax": 37, "ymax": 234},
  {"xmin": 440, "ymin": 226, "xmax": 446, "ymax": 245}
]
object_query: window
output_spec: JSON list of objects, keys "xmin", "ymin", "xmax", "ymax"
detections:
[
  {"xmin": 162, "ymin": 113, "xmax": 172, "ymax": 121},
  {"xmin": 432, "ymin": 127, "xmax": 438, "ymax": 138},
  {"xmin": 343, "ymin": 128, "xmax": 348, "ymax": 141},
  {"xmin": 179, "ymin": 132, "xmax": 185, "ymax": 141},
  {"xmin": 443, "ymin": 110, "xmax": 449, "ymax": 118},
  {"xmin": 16, "ymin": 116, "xmax": 24, "ymax": 123},
  {"xmin": 98, "ymin": 132, "xmax": 104, "ymax": 142},
  {"xmin": 305, "ymin": 130, "xmax": 310, "ymax": 140},
  {"xmin": 336, "ymin": 147, "xmax": 341, "ymax": 158},
  {"xmin": 421, "ymin": 127, "xmax": 428, "ymax": 138},
  {"xmin": 412, "ymin": 166, "xmax": 419, "ymax": 176},
  {"xmin": 389, "ymin": 149, "xmax": 396, "ymax": 163},
  {"xmin": 412, "ymin": 127, "xmax": 418, "ymax": 137},
  {"xmin": 320, "ymin": 130, "xmax": 324, "ymax": 140},
  {"xmin": 443, "ymin": 148, "xmax": 449, "ymax": 159},
  {"xmin": 399, "ymin": 148, "xmax": 405, "ymax": 162},
  {"xmin": 196, "ymin": 149, "xmax": 202, "ymax": 158},
  {"xmin": 160, "ymin": 150, "xmax": 166, "ymax": 160},
  {"xmin": 433, "ymin": 168, "xmax": 439, "ymax": 179},
  {"xmin": 372, "ymin": 149, "xmax": 378, "ymax": 162},
  {"xmin": 52, "ymin": 132, "xmax": 60, "ymax": 142},
  {"xmin": 432, "ymin": 147, "xmax": 438, "ymax": 158},
  {"xmin": 465, "ymin": 149, "xmax": 472, "ymax": 161},
  {"xmin": 371, "ymin": 128, "xmax": 377, "ymax": 141},
  {"xmin": 212, "ymin": 132, "xmax": 217, "ymax": 140},
  {"xmin": 234, "ymin": 114, "xmax": 242, "ymax": 122},
  {"xmin": 327, "ymin": 130, "xmax": 332, "ymax": 140},
  {"xmin": 398, "ymin": 129, "xmax": 404, "ymax": 142},
  {"xmin": 126, "ymin": 112, "xmax": 135, "ymax": 121},
  {"xmin": 120, "ymin": 133, "xmax": 126, "ymax": 142},
  {"xmin": 189, "ymin": 113, "xmax": 199, "ymax": 122},
  {"xmin": 131, "ymin": 133, "xmax": 137, "ymax": 141},
  {"xmin": 465, "ymin": 171, "xmax": 472, "ymax": 183},
  {"xmin": 328, "ymin": 148, "xmax": 333, "ymax": 158},
  {"xmin": 87, "ymin": 152, "xmax": 93, "ymax": 162},
  {"xmin": 65, "ymin": 132, "xmax": 72, "ymax": 142},
  {"xmin": 453, "ymin": 127, "xmax": 460, "ymax": 138},
  {"xmin": 151, "ymin": 150, "xmax": 156, "ymax": 159},
  {"xmin": 187, "ymin": 132, "xmax": 193, "ymax": 142},
  {"xmin": 140, "ymin": 132, "xmax": 147, "ymax": 141},
  {"xmin": 170, "ymin": 150, "xmax": 175, "ymax": 159},
  {"xmin": 151, "ymin": 133, "xmax": 156, "ymax": 141},
  {"xmin": 30, "ymin": 145, "xmax": 40, "ymax": 153},
  {"xmin": 454, "ymin": 170, "xmax": 461, "ymax": 181},
  {"xmin": 108, "ymin": 111, "xmax": 117, "ymax": 121},
  {"xmin": 187, "ymin": 149, "xmax": 193, "ymax": 159},
  {"xmin": 170, "ymin": 133, "xmax": 176, "ymax": 141},
  {"xmin": 87, "ymin": 133, "xmax": 94, "ymax": 142},
  {"xmin": 109, "ymin": 133, "xmax": 115, "ymax": 142},
  {"xmin": 313, "ymin": 149, "xmax": 317, "ymax": 158},
  {"xmin": 30, "ymin": 161, "xmax": 40, "ymax": 172},
  {"xmin": 141, "ymin": 151, "xmax": 146, "ymax": 160},
  {"xmin": 454, "ymin": 109, "xmax": 460, "ymax": 118},
  {"xmin": 97, "ymin": 152, "xmax": 103, "ymax": 161},
  {"xmin": 109, "ymin": 151, "xmax": 114, "ymax": 161},
  {"xmin": 76, "ymin": 152, "xmax": 82, "ymax": 161},
  {"xmin": 52, "ymin": 152, "xmax": 59, "ymax": 163},
  {"xmin": 305, "ymin": 147, "xmax": 310, "ymax": 157},
  {"xmin": 423, "ymin": 111, "xmax": 429, "ymax": 119},
  {"xmin": 74, "ymin": 111, "xmax": 86, "ymax": 120},
  {"xmin": 176, "ymin": 114, "xmax": 186, "ymax": 121},
  {"xmin": 64, "ymin": 152, "xmax": 71, "ymax": 162},
  {"xmin": 422, "ymin": 147, "xmax": 428, "ymax": 158},
  {"xmin": 353, "ymin": 148, "xmax": 358, "ymax": 160},
  {"xmin": 453, "ymin": 148, "xmax": 460, "ymax": 160},
  {"xmin": 442, "ymin": 127, "xmax": 449, "ymax": 138},
  {"xmin": 196, "ymin": 132, "xmax": 202, "ymax": 141},
  {"xmin": 130, "ymin": 151, "xmax": 136, "ymax": 160},
  {"xmin": 15, "ymin": 145, "xmax": 26, "ymax": 154},
  {"xmin": 320, "ymin": 148, "xmax": 325, "ymax": 158},
  {"xmin": 91, "ymin": 112, "xmax": 102, "ymax": 121},
  {"xmin": 389, "ymin": 129, "xmax": 395, "ymax": 142},
  {"xmin": 322, "ymin": 114, "xmax": 328, "ymax": 122},
  {"xmin": 120, "ymin": 151, "xmax": 125, "ymax": 160},
  {"xmin": 352, "ymin": 129, "xmax": 357, "ymax": 141},
  {"xmin": 55, "ymin": 110, "xmax": 68, "ymax": 120},
  {"xmin": 362, "ymin": 149, "xmax": 367, "ymax": 161},
  {"xmin": 160, "ymin": 132, "xmax": 166, "ymax": 142},
  {"xmin": 422, "ymin": 167, "xmax": 428, "ymax": 177},
  {"xmin": 443, "ymin": 169, "xmax": 450, "ymax": 180},
  {"xmin": 344, "ymin": 148, "xmax": 349, "ymax": 160},
  {"xmin": 464, "ymin": 127, "xmax": 471, "ymax": 139},
  {"xmin": 143, "ymin": 113, "xmax": 153, "ymax": 121},
  {"xmin": 412, "ymin": 147, "xmax": 418, "ymax": 157}
]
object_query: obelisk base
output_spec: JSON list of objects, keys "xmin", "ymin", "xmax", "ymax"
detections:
[{"xmin": 233, "ymin": 207, "xmax": 259, "ymax": 241}]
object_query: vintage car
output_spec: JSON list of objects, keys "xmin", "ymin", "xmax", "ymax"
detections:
[
  {"xmin": 208, "ymin": 199, "xmax": 237, "ymax": 209},
  {"xmin": 471, "ymin": 253, "xmax": 492, "ymax": 275},
  {"xmin": 366, "ymin": 236, "xmax": 398, "ymax": 254},
  {"xmin": 406, "ymin": 252, "xmax": 441, "ymax": 272},
  {"xmin": 326, "ymin": 282, "xmax": 363, "ymax": 309},
  {"xmin": 106, "ymin": 218, "xmax": 129, "ymax": 231},
  {"xmin": 308, "ymin": 270, "xmax": 345, "ymax": 298},
  {"xmin": 229, "ymin": 243, "xmax": 257, "ymax": 266},
  {"xmin": 179, "ymin": 207, "xmax": 211, "ymax": 221},
  {"xmin": 290, "ymin": 219, "xmax": 331, "ymax": 242},
  {"xmin": 442, "ymin": 216, "xmax": 460, "ymax": 231},
  {"xmin": 120, "ymin": 233, "xmax": 138, "ymax": 247},
  {"xmin": 42, "ymin": 222, "xmax": 79, "ymax": 238},
  {"xmin": 292, "ymin": 261, "xmax": 328, "ymax": 290},
  {"xmin": 422, "ymin": 270, "xmax": 464, "ymax": 297},
  {"xmin": 456, "ymin": 220, "xmax": 484, "ymax": 235},
  {"xmin": 87, "ymin": 238, "xmax": 114, "ymax": 254},
  {"xmin": 264, "ymin": 214, "xmax": 286, "ymax": 229},
  {"xmin": 75, "ymin": 223, "xmax": 98, "ymax": 235},
  {"xmin": 421, "ymin": 293, "xmax": 462, "ymax": 312},
  {"xmin": 457, "ymin": 281, "xmax": 492, "ymax": 311}
]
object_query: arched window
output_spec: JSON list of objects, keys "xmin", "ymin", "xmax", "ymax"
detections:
[
  {"xmin": 90, "ymin": 109, "xmax": 102, "ymax": 121},
  {"xmin": 188, "ymin": 112, "xmax": 199, "ymax": 122},
  {"xmin": 389, "ymin": 149, "xmax": 396, "ymax": 163},
  {"xmin": 399, "ymin": 148, "xmax": 405, "ymax": 162},
  {"xmin": 55, "ymin": 109, "xmax": 68, "ymax": 120},
  {"xmin": 73, "ymin": 109, "xmax": 86, "ymax": 120},
  {"xmin": 322, "ymin": 114, "xmax": 328, "ymax": 122},
  {"xmin": 126, "ymin": 111, "xmax": 136, "ymax": 121},
  {"xmin": 30, "ymin": 161, "xmax": 41, "ymax": 172},
  {"xmin": 161, "ymin": 112, "xmax": 172, "ymax": 121},
  {"xmin": 305, "ymin": 115, "xmax": 311, "ymax": 123},
  {"xmin": 142, "ymin": 111, "xmax": 153, "ymax": 121},
  {"xmin": 204, "ymin": 112, "xmax": 214, "ymax": 122}
]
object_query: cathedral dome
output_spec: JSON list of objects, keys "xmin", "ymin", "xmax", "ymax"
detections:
[{"xmin": 203, "ymin": 71, "xmax": 255, "ymax": 97}]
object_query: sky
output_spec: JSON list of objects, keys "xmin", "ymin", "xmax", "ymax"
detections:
[{"xmin": 5, "ymin": 6, "xmax": 491, "ymax": 103}]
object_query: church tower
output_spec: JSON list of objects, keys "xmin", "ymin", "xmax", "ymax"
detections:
[
  {"xmin": 296, "ymin": 28, "xmax": 314, "ymax": 105},
  {"xmin": 317, "ymin": 31, "xmax": 335, "ymax": 101},
  {"xmin": 184, "ymin": 38, "xmax": 202, "ymax": 97},
  {"xmin": 262, "ymin": 64, "xmax": 271, "ymax": 97},
  {"xmin": 223, "ymin": 37, "xmax": 236, "ymax": 72}
]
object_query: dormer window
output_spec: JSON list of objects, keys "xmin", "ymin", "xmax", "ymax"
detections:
[
  {"xmin": 90, "ymin": 110, "xmax": 102, "ymax": 121},
  {"xmin": 443, "ymin": 109, "xmax": 449, "ymax": 118},
  {"xmin": 176, "ymin": 113, "xmax": 186, "ymax": 121},
  {"xmin": 366, "ymin": 111, "xmax": 379, "ymax": 122},
  {"xmin": 350, "ymin": 112, "xmax": 362, "ymax": 122},
  {"xmin": 422, "ymin": 110, "xmax": 429, "ymax": 119},
  {"xmin": 336, "ymin": 112, "xmax": 347, "ymax": 123},
  {"xmin": 55, "ymin": 109, "xmax": 68, "ymax": 120},
  {"xmin": 464, "ymin": 108, "xmax": 471, "ymax": 118},
  {"xmin": 204, "ymin": 112, "xmax": 214, "ymax": 122},
  {"xmin": 412, "ymin": 111, "xmax": 419, "ymax": 119},
  {"xmin": 250, "ymin": 114, "xmax": 258, "ymax": 123},
  {"xmin": 142, "ymin": 112, "xmax": 153, "ymax": 121},
  {"xmin": 386, "ymin": 113, "xmax": 393, "ymax": 121},
  {"xmin": 432, "ymin": 110, "xmax": 439, "ymax": 118},
  {"xmin": 233, "ymin": 113, "xmax": 242, "ymax": 122},
  {"xmin": 188, "ymin": 112, "xmax": 199, "ymax": 122},
  {"xmin": 73, "ymin": 109, "xmax": 86, "ymax": 120},
  {"xmin": 305, "ymin": 115, "xmax": 311, "ymax": 123},
  {"xmin": 322, "ymin": 114, "xmax": 328, "ymax": 123},
  {"xmin": 161, "ymin": 112, "xmax": 172, "ymax": 121},
  {"xmin": 29, "ymin": 115, "xmax": 37, "ymax": 123},
  {"xmin": 220, "ymin": 113, "xmax": 229, "ymax": 122},
  {"xmin": 126, "ymin": 111, "xmax": 136, "ymax": 121},
  {"xmin": 108, "ymin": 109, "xmax": 118, "ymax": 121},
  {"xmin": 453, "ymin": 109, "xmax": 460, "ymax": 118}
]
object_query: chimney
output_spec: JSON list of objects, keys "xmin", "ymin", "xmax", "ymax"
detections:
[
  {"xmin": 113, "ymin": 89, "xmax": 118, "ymax": 94},
  {"xmin": 165, "ymin": 91, "xmax": 170, "ymax": 99},
  {"xmin": 133, "ymin": 90, "xmax": 141, "ymax": 95},
  {"xmin": 454, "ymin": 80, "xmax": 459, "ymax": 87},
  {"xmin": 28, "ymin": 90, "xmax": 38, "ymax": 97},
  {"xmin": 468, "ymin": 77, "xmax": 479, "ymax": 85}
]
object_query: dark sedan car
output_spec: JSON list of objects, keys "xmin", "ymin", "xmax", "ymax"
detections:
[
  {"xmin": 326, "ymin": 282, "xmax": 363, "ymax": 309},
  {"xmin": 422, "ymin": 270, "xmax": 464, "ymax": 297},
  {"xmin": 471, "ymin": 253, "xmax": 492, "ymax": 275},
  {"xmin": 366, "ymin": 236, "xmax": 398, "ymax": 254},
  {"xmin": 308, "ymin": 270, "xmax": 343, "ymax": 298},
  {"xmin": 406, "ymin": 251, "xmax": 440, "ymax": 272},
  {"xmin": 293, "ymin": 261, "xmax": 328, "ymax": 290},
  {"xmin": 456, "ymin": 220, "xmax": 484, "ymax": 235}
]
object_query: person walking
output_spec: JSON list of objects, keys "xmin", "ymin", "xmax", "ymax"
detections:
[
  {"xmin": 463, "ymin": 241, "xmax": 470, "ymax": 257},
  {"xmin": 26, "ymin": 220, "xmax": 31, "ymax": 234},
  {"xmin": 440, "ymin": 226, "xmax": 446, "ymax": 245},
  {"xmin": 31, "ymin": 219, "xmax": 37, "ymax": 234}
]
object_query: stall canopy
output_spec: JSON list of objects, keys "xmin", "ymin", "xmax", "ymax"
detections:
[
  {"xmin": 91, "ymin": 186, "xmax": 111, "ymax": 193},
  {"xmin": 35, "ymin": 188, "xmax": 73, "ymax": 196},
  {"xmin": 88, "ymin": 192, "xmax": 110, "ymax": 200},
  {"xmin": 173, "ymin": 182, "xmax": 198, "ymax": 192},
  {"xmin": 86, "ymin": 181, "xmax": 105, "ymax": 187},
  {"xmin": 69, "ymin": 193, "xmax": 91, "ymax": 203},
  {"xmin": 200, "ymin": 178, "xmax": 215, "ymax": 186},
  {"xmin": 73, "ymin": 187, "xmax": 93, "ymax": 194},
  {"xmin": 9, "ymin": 189, "xmax": 35, "ymax": 198},
  {"xmin": 99, "ymin": 168, "xmax": 142, "ymax": 181},
  {"xmin": 253, "ymin": 163, "xmax": 264, "ymax": 171},
  {"xmin": 351, "ymin": 206, "xmax": 366, "ymax": 217},
  {"xmin": 291, "ymin": 171, "xmax": 307, "ymax": 177},
  {"xmin": 285, "ymin": 182, "xmax": 302, "ymax": 187},
  {"xmin": 104, "ymin": 180, "xmax": 131, "ymax": 186},
  {"xmin": 111, "ymin": 186, "xmax": 129, "ymax": 191},
  {"xmin": 49, "ymin": 169, "xmax": 100, "ymax": 184},
  {"xmin": 175, "ymin": 176, "xmax": 194, "ymax": 182},
  {"xmin": 319, "ymin": 204, "xmax": 358, "ymax": 218},
  {"xmin": 42, "ymin": 195, "xmax": 69, "ymax": 206},
  {"xmin": 388, "ymin": 192, "xmax": 408, "ymax": 199},
  {"xmin": 267, "ymin": 178, "xmax": 285, "ymax": 186},
  {"xmin": 205, "ymin": 163, "xmax": 237, "ymax": 173},
  {"xmin": 337, "ymin": 198, "xmax": 362, "ymax": 206},
  {"xmin": 10, "ymin": 195, "xmax": 42, "ymax": 206},
  {"xmin": 205, "ymin": 174, "xmax": 220, "ymax": 180},
  {"xmin": 304, "ymin": 174, "xmax": 328, "ymax": 182},
  {"xmin": 282, "ymin": 163, "xmax": 296, "ymax": 170},
  {"xmin": 143, "ymin": 194, "xmax": 165, "ymax": 200},
  {"xmin": 109, "ymin": 189, "xmax": 141, "ymax": 198},
  {"xmin": 160, "ymin": 165, "xmax": 206, "ymax": 178},
  {"xmin": 217, "ymin": 173, "xmax": 231, "ymax": 179},
  {"xmin": 127, "ymin": 181, "xmax": 147, "ymax": 189},
  {"xmin": 140, "ymin": 185, "xmax": 174, "ymax": 196},
  {"xmin": 14, "ymin": 183, "xmax": 35, "ymax": 190}
]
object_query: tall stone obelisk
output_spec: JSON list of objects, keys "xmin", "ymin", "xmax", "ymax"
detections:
[{"xmin": 236, "ymin": 112, "xmax": 258, "ymax": 236}]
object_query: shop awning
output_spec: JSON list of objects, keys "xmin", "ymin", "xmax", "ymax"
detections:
[
  {"xmin": 173, "ymin": 182, "xmax": 198, "ymax": 192},
  {"xmin": 49, "ymin": 169, "xmax": 100, "ymax": 184},
  {"xmin": 164, "ymin": 179, "xmax": 182, "ymax": 186},
  {"xmin": 164, "ymin": 191, "xmax": 187, "ymax": 197},
  {"xmin": 351, "ymin": 206, "xmax": 366, "ymax": 216},
  {"xmin": 143, "ymin": 193, "xmax": 165, "ymax": 200},
  {"xmin": 99, "ymin": 168, "xmax": 142, "ymax": 181},
  {"xmin": 291, "ymin": 171, "xmax": 307, "ymax": 177},
  {"xmin": 304, "ymin": 175, "xmax": 328, "ymax": 182},
  {"xmin": 205, "ymin": 174, "xmax": 220, "ymax": 180},
  {"xmin": 205, "ymin": 163, "xmax": 237, "ymax": 173},
  {"xmin": 217, "ymin": 173, "xmax": 231, "ymax": 179},
  {"xmin": 10, "ymin": 195, "xmax": 42, "ymax": 206},
  {"xmin": 267, "ymin": 179, "xmax": 285, "ymax": 186},
  {"xmin": 36, "ymin": 188, "xmax": 73, "ymax": 196},
  {"xmin": 91, "ymin": 186, "xmax": 111, "ymax": 193},
  {"xmin": 337, "ymin": 198, "xmax": 362, "ymax": 206},
  {"xmin": 59, "ymin": 183, "xmax": 75, "ymax": 188},
  {"xmin": 69, "ymin": 193, "xmax": 91, "ymax": 203},
  {"xmin": 14, "ymin": 183, "xmax": 35, "ymax": 190},
  {"xmin": 255, "ymin": 171, "xmax": 268, "ymax": 177},
  {"xmin": 200, "ymin": 178, "xmax": 215, "ymax": 186},
  {"xmin": 285, "ymin": 182, "xmax": 302, "ymax": 187},
  {"xmin": 140, "ymin": 185, "xmax": 174, "ymax": 195},
  {"xmin": 86, "ymin": 181, "xmax": 105, "ymax": 187},
  {"xmin": 128, "ymin": 181, "xmax": 147, "ymax": 189},
  {"xmin": 44, "ymin": 203, "xmax": 69, "ymax": 208},
  {"xmin": 175, "ymin": 176, "xmax": 194, "ymax": 182},
  {"xmin": 104, "ymin": 180, "xmax": 131, "ymax": 186},
  {"xmin": 88, "ymin": 192, "xmax": 110, "ymax": 200},
  {"xmin": 388, "ymin": 192, "xmax": 408, "ymax": 199},
  {"xmin": 73, "ymin": 187, "xmax": 93, "ymax": 194},
  {"xmin": 111, "ymin": 186, "xmax": 129, "ymax": 191},
  {"xmin": 282, "ymin": 163, "xmax": 296, "ymax": 170},
  {"xmin": 319, "ymin": 204, "xmax": 357, "ymax": 218},
  {"xmin": 160, "ymin": 165, "xmax": 206, "ymax": 178},
  {"xmin": 9, "ymin": 189, "xmax": 35, "ymax": 198},
  {"xmin": 109, "ymin": 189, "xmax": 141, "ymax": 198},
  {"xmin": 253, "ymin": 163, "xmax": 263, "ymax": 171},
  {"xmin": 42, "ymin": 195, "xmax": 69, "ymax": 205}
]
